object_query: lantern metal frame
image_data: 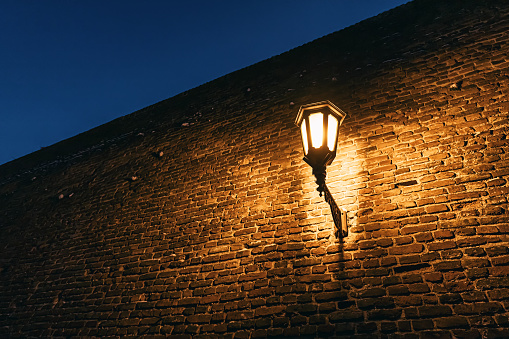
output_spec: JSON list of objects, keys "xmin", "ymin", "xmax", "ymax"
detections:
[
  {"xmin": 295, "ymin": 100, "xmax": 348, "ymax": 237},
  {"xmin": 295, "ymin": 101, "xmax": 346, "ymax": 170}
]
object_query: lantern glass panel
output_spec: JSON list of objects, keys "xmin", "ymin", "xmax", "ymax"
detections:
[
  {"xmin": 309, "ymin": 112, "xmax": 324, "ymax": 148},
  {"xmin": 301, "ymin": 121, "xmax": 309, "ymax": 155},
  {"xmin": 327, "ymin": 114, "xmax": 338, "ymax": 151}
]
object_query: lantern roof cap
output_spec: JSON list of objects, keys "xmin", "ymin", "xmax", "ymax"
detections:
[{"xmin": 295, "ymin": 100, "xmax": 347, "ymax": 126}]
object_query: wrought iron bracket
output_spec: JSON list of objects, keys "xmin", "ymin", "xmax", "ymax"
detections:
[{"xmin": 313, "ymin": 167, "xmax": 348, "ymax": 238}]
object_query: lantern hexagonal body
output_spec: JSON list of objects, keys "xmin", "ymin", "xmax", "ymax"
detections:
[{"xmin": 295, "ymin": 100, "xmax": 346, "ymax": 170}]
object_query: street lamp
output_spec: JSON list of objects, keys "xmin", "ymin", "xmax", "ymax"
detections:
[{"xmin": 295, "ymin": 100, "xmax": 348, "ymax": 237}]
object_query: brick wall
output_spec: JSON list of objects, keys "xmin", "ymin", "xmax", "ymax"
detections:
[{"xmin": 1, "ymin": 0, "xmax": 509, "ymax": 337}]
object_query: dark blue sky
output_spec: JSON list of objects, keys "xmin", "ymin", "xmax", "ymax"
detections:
[{"xmin": 0, "ymin": 1, "xmax": 409, "ymax": 166}]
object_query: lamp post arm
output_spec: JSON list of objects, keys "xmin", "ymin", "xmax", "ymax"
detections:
[{"xmin": 322, "ymin": 183, "xmax": 348, "ymax": 238}]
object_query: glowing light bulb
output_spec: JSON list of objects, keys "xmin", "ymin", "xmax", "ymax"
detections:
[
  {"xmin": 309, "ymin": 113, "xmax": 323, "ymax": 148},
  {"xmin": 301, "ymin": 122, "xmax": 308, "ymax": 154},
  {"xmin": 327, "ymin": 115, "xmax": 338, "ymax": 151}
]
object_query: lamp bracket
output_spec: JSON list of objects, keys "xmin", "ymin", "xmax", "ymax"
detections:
[{"xmin": 314, "ymin": 172, "xmax": 347, "ymax": 238}]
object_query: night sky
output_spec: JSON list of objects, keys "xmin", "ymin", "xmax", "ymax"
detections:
[{"xmin": 0, "ymin": 1, "xmax": 409, "ymax": 166}]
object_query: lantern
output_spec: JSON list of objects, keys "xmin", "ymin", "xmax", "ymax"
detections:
[{"xmin": 295, "ymin": 100, "xmax": 346, "ymax": 194}]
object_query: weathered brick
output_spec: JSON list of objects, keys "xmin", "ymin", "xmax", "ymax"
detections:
[
  {"xmin": 485, "ymin": 246, "xmax": 509, "ymax": 257},
  {"xmin": 394, "ymin": 295, "xmax": 422, "ymax": 307},
  {"xmin": 328, "ymin": 310, "xmax": 363, "ymax": 323},
  {"xmin": 388, "ymin": 285, "xmax": 409, "ymax": 296},
  {"xmin": 357, "ymin": 296, "xmax": 394, "ymax": 309},
  {"xmin": 254, "ymin": 305, "xmax": 285, "ymax": 317},
  {"xmin": 434, "ymin": 261, "xmax": 463, "ymax": 272},
  {"xmin": 439, "ymin": 293, "xmax": 462, "ymax": 304},
  {"xmin": 425, "ymin": 204, "xmax": 450, "ymax": 214},
  {"xmin": 433, "ymin": 230, "xmax": 454, "ymax": 239},
  {"xmin": 456, "ymin": 237, "xmax": 487, "ymax": 248},
  {"xmin": 490, "ymin": 266, "xmax": 509, "ymax": 277},
  {"xmin": 388, "ymin": 243, "xmax": 424, "ymax": 255},
  {"xmin": 428, "ymin": 241, "xmax": 456, "ymax": 251},
  {"xmin": 315, "ymin": 291, "xmax": 347, "ymax": 302},
  {"xmin": 466, "ymin": 268, "xmax": 489, "ymax": 280},
  {"xmin": 412, "ymin": 319, "xmax": 434, "ymax": 330},
  {"xmin": 418, "ymin": 305, "xmax": 452, "ymax": 318},
  {"xmin": 487, "ymin": 288, "xmax": 509, "ymax": 301},
  {"xmin": 435, "ymin": 316, "xmax": 469, "ymax": 329},
  {"xmin": 357, "ymin": 287, "xmax": 386, "ymax": 298}
]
